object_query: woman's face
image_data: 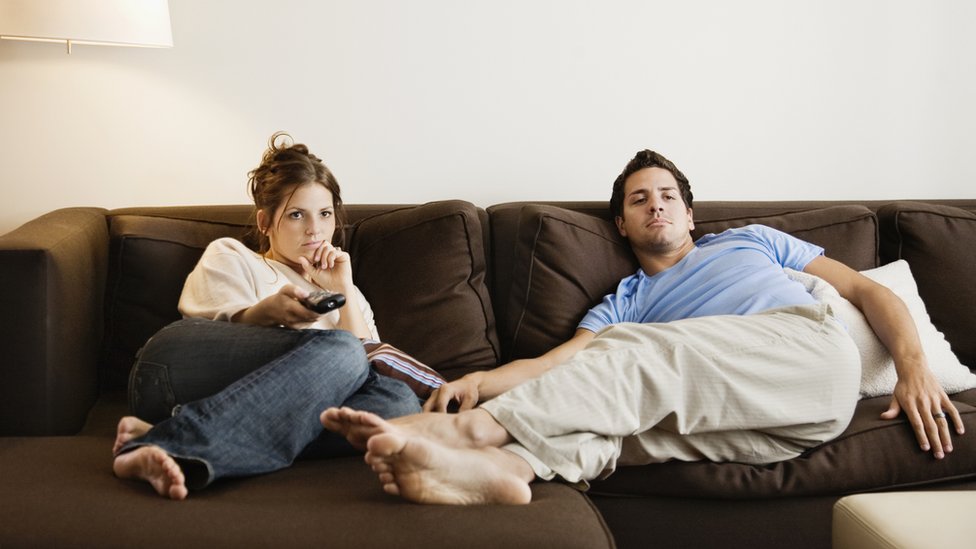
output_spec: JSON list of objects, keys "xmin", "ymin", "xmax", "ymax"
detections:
[{"xmin": 258, "ymin": 183, "xmax": 336, "ymax": 271}]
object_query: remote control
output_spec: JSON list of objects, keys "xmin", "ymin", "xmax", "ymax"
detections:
[{"xmin": 300, "ymin": 290, "xmax": 346, "ymax": 314}]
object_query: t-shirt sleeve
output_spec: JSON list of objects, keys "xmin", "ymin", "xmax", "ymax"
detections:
[
  {"xmin": 577, "ymin": 297, "xmax": 618, "ymax": 333},
  {"xmin": 178, "ymin": 239, "xmax": 260, "ymax": 321},
  {"xmin": 577, "ymin": 274, "xmax": 638, "ymax": 333},
  {"xmin": 750, "ymin": 225, "xmax": 824, "ymax": 271}
]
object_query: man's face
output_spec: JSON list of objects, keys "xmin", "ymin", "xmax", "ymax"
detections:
[{"xmin": 615, "ymin": 167, "xmax": 694, "ymax": 254}]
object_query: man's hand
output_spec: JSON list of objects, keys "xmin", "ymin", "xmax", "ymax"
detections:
[
  {"xmin": 423, "ymin": 374, "xmax": 483, "ymax": 413},
  {"xmin": 805, "ymin": 257, "xmax": 966, "ymax": 459},
  {"xmin": 880, "ymin": 365, "xmax": 964, "ymax": 459}
]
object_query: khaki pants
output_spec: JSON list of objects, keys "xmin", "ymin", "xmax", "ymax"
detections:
[{"xmin": 481, "ymin": 304, "xmax": 861, "ymax": 484}]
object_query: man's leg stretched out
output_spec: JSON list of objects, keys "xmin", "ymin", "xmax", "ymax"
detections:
[
  {"xmin": 324, "ymin": 305, "xmax": 860, "ymax": 504},
  {"xmin": 363, "ymin": 420, "xmax": 534, "ymax": 504},
  {"xmin": 322, "ymin": 407, "xmax": 536, "ymax": 504}
]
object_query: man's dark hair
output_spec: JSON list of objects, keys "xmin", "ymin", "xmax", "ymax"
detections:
[{"xmin": 610, "ymin": 150, "xmax": 693, "ymax": 218}]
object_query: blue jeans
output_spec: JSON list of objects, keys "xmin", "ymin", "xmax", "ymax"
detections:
[{"xmin": 119, "ymin": 319, "xmax": 421, "ymax": 489}]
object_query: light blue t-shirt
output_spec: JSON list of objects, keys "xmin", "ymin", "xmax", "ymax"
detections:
[{"xmin": 578, "ymin": 225, "xmax": 823, "ymax": 332}]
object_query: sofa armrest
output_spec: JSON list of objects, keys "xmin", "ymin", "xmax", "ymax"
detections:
[{"xmin": 0, "ymin": 208, "xmax": 109, "ymax": 435}]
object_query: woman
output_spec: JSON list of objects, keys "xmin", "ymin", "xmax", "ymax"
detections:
[{"xmin": 112, "ymin": 132, "xmax": 421, "ymax": 500}]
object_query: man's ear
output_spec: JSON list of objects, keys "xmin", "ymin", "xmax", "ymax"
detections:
[
  {"xmin": 615, "ymin": 215, "xmax": 627, "ymax": 238},
  {"xmin": 687, "ymin": 208, "xmax": 694, "ymax": 231}
]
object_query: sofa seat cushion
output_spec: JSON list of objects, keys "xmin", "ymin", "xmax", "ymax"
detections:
[
  {"xmin": 878, "ymin": 201, "xmax": 976, "ymax": 369},
  {"xmin": 502, "ymin": 204, "xmax": 879, "ymax": 360},
  {"xmin": 589, "ymin": 389, "xmax": 976, "ymax": 499},
  {"xmin": 0, "ymin": 434, "xmax": 614, "ymax": 548}
]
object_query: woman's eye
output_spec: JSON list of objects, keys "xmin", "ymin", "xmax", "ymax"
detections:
[
  {"xmin": 320, "ymin": 210, "xmax": 332, "ymax": 218},
  {"xmin": 288, "ymin": 211, "xmax": 303, "ymax": 220}
]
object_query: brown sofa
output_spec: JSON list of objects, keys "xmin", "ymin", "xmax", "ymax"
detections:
[{"xmin": 2, "ymin": 198, "xmax": 975, "ymax": 548}]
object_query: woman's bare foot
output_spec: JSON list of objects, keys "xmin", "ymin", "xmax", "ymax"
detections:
[
  {"xmin": 113, "ymin": 446, "xmax": 188, "ymax": 500},
  {"xmin": 364, "ymin": 431, "xmax": 534, "ymax": 505},
  {"xmin": 320, "ymin": 407, "xmax": 511, "ymax": 451},
  {"xmin": 320, "ymin": 407, "xmax": 385, "ymax": 451},
  {"xmin": 113, "ymin": 416, "xmax": 152, "ymax": 455}
]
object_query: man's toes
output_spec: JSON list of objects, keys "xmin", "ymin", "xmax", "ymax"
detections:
[
  {"xmin": 367, "ymin": 457, "xmax": 392, "ymax": 472},
  {"xmin": 382, "ymin": 481, "xmax": 401, "ymax": 496}
]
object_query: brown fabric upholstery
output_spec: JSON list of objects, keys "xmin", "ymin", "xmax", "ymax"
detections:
[
  {"xmin": 692, "ymin": 205, "xmax": 879, "ymax": 271},
  {"xmin": 501, "ymin": 204, "xmax": 879, "ymax": 361},
  {"xmin": 503, "ymin": 204, "xmax": 637, "ymax": 360},
  {"xmin": 0, "ymin": 207, "xmax": 108, "ymax": 435},
  {"xmin": 591, "ymin": 389, "xmax": 976, "ymax": 498},
  {"xmin": 349, "ymin": 201, "xmax": 500, "ymax": 376},
  {"xmin": 101, "ymin": 201, "xmax": 499, "ymax": 389},
  {"xmin": 0, "ymin": 433, "xmax": 614, "ymax": 548},
  {"xmin": 102, "ymin": 214, "xmax": 252, "ymax": 388},
  {"xmin": 3, "ymin": 198, "xmax": 975, "ymax": 549},
  {"xmin": 878, "ymin": 202, "xmax": 976, "ymax": 368}
]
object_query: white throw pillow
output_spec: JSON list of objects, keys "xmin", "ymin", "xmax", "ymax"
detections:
[{"xmin": 786, "ymin": 260, "xmax": 976, "ymax": 398}]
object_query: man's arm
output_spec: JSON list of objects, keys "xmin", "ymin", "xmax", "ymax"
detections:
[
  {"xmin": 804, "ymin": 256, "xmax": 964, "ymax": 458},
  {"xmin": 423, "ymin": 329, "xmax": 596, "ymax": 412}
]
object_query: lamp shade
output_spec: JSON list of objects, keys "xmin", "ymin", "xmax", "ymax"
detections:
[{"xmin": 0, "ymin": 0, "xmax": 172, "ymax": 51}]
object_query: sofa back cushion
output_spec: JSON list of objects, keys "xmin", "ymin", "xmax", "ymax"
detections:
[
  {"xmin": 102, "ymin": 202, "xmax": 498, "ymax": 389},
  {"xmin": 502, "ymin": 205, "xmax": 639, "ymax": 361},
  {"xmin": 103, "ymin": 209, "xmax": 253, "ymax": 388},
  {"xmin": 879, "ymin": 201, "xmax": 976, "ymax": 368},
  {"xmin": 500, "ymin": 203, "xmax": 879, "ymax": 361},
  {"xmin": 349, "ymin": 201, "xmax": 499, "ymax": 377},
  {"xmin": 692, "ymin": 204, "xmax": 878, "ymax": 271}
]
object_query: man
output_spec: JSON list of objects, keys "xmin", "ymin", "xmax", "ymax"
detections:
[{"xmin": 322, "ymin": 150, "xmax": 964, "ymax": 505}]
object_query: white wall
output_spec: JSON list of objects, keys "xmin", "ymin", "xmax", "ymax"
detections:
[{"xmin": 1, "ymin": 0, "xmax": 974, "ymax": 235}]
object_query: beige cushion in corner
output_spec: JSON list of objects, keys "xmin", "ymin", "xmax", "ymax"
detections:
[
  {"xmin": 833, "ymin": 492, "xmax": 976, "ymax": 549},
  {"xmin": 787, "ymin": 261, "xmax": 976, "ymax": 398}
]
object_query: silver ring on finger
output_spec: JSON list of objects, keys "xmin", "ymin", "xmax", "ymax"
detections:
[{"xmin": 933, "ymin": 411, "xmax": 947, "ymax": 419}]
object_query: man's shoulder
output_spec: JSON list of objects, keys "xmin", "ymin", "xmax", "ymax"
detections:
[{"xmin": 697, "ymin": 224, "xmax": 773, "ymax": 244}]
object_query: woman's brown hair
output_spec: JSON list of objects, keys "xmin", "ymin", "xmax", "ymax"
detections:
[{"xmin": 247, "ymin": 131, "xmax": 346, "ymax": 253}]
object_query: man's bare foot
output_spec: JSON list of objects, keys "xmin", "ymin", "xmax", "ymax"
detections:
[
  {"xmin": 113, "ymin": 416, "xmax": 152, "ymax": 455},
  {"xmin": 320, "ymin": 407, "xmax": 511, "ymax": 451},
  {"xmin": 365, "ymin": 431, "xmax": 533, "ymax": 505},
  {"xmin": 113, "ymin": 446, "xmax": 188, "ymax": 500}
]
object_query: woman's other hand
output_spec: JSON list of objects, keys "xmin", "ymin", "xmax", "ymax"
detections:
[{"xmin": 299, "ymin": 242, "xmax": 354, "ymax": 292}]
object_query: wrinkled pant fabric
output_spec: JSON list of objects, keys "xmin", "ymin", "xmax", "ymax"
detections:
[
  {"xmin": 120, "ymin": 319, "xmax": 421, "ymax": 488},
  {"xmin": 483, "ymin": 304, "xmax": 861, "ymax": 484}
]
